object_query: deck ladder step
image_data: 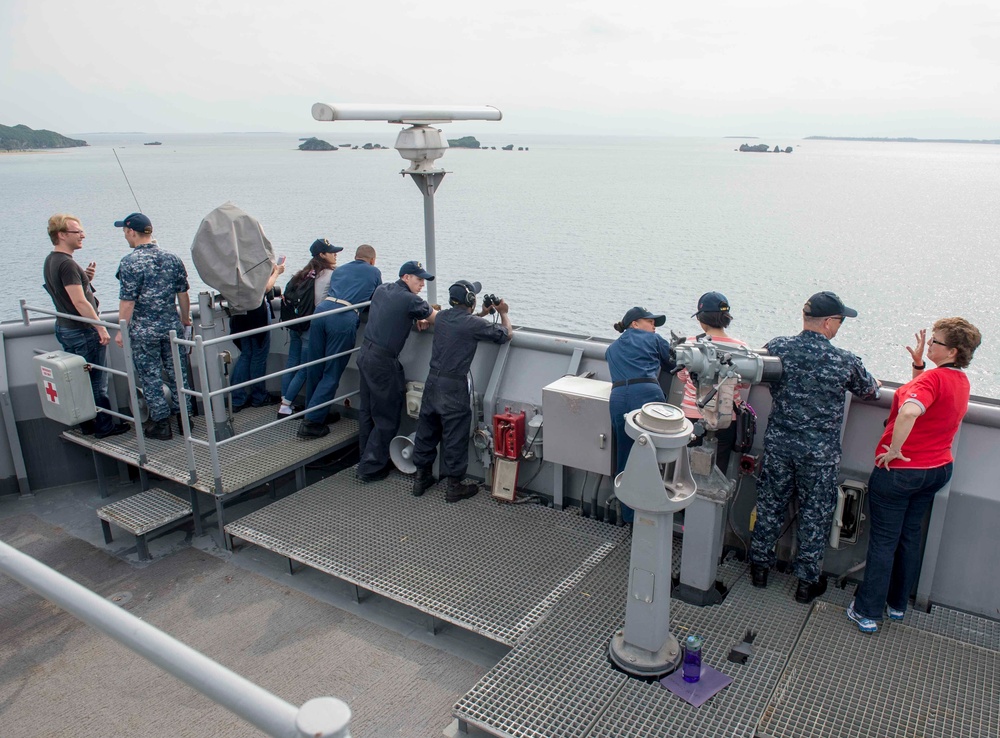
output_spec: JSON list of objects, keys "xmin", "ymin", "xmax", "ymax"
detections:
[{"xmin": 96, "ymin": 488, "xmax": 193, "ymax": 560}]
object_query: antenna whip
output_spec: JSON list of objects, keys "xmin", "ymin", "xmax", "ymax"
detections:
[{"xmin": 112, "ymin": 149, "xmax": 142, "ymax": 213}]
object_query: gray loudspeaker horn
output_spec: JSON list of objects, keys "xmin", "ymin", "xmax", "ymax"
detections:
[{"xmin": 389, "ymin": 433, "xmax": 417, "ymax": 474}]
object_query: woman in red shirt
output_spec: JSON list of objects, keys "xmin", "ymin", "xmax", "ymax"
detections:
[{"xmin": 847, "ymin": 318, "xmax": 982, "ymax": 633}]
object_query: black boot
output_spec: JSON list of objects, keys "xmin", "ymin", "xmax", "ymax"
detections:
[
  {"xmin": 144, "ymin": 418, "xmax": 173, "ymax": 441},
  {"xmin": 297, "ymin": 420, "xmax": 330, "ymax": 439},
  {"xmin": 750, "ymin": 564, "xmax": 769, "ymax": 589},
  {"xmin": 411, "ymin": 466, "xmax": 435, "ymax": 497},
  {"xmin": 445, "ymin": 477, "xmax": 479, "ymax": 503},
  {"xmin": 795, "ymin": 576, "xmax": 828, "ymax": 604}
]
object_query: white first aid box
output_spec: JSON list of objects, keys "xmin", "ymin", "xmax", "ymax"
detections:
[{"xmin": 35, "ymin": 350, "xmax": 97, "ymax": 425}]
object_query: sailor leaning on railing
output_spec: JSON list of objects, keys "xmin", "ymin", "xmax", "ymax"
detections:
[
  {"xmin": 410, "ymin": 278, "xmax": 512, "ymax": 502},
  {"xmin": 354, "ymin": 259, "xmax": 437, "ymax": 483},
  {"xmin": 296, "ymin": 243, "xmax": 381, "ymax": 440},
  {"xmin": 749, "ymin": 292, "xmax": 881, "ymax": 604}
]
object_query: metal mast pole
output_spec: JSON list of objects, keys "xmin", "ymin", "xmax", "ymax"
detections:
[{"xmin": 406, "ymin": 172, "xmax": 446, "ymax": 306}]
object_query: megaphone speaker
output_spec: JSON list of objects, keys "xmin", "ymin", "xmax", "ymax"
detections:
[{"xmin": 389, "ymin": 433, "xmax": 417, "ymax": 474}]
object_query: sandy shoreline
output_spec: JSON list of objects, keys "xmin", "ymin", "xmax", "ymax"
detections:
[{"xmin": 0, "ymin": 150, "xmax": 61, "ymax": 156}]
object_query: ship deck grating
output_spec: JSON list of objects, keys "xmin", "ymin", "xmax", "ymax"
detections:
[
  {"xmin": 96, "ymin": 487, "xmax": 191, "ymax": 536},
  {"xmin": 455, "ymin": 547, "xmax": 1000, "ymax": 738},
  {"xmin": 225, "ymin": 472, "xmax": 629, "ymax": 646},
  {"xmin": 62, "ymin": 406, "xmax": 357, "ymax": 497},
  {"xmin": 758, "ymin": 601, "xmax": 999, "ymax": 738}
]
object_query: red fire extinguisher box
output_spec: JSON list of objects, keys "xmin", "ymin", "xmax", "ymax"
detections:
[{"xmin": 493, "ymin": 409, "xmax": 526, "ymax": 460}]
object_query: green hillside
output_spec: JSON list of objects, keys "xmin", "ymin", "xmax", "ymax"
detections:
[{"xmin": 0, "ymin": 124, "xmax": 88, "ymax": 151}]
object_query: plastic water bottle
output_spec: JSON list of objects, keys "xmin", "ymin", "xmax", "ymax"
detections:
[{"xmin": 682, "ymin": 635, "xmax": 703, "ymax": 683}]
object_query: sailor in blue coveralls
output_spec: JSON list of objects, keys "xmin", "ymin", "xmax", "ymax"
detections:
[
  {"xmin": 355, "ymin": 260, "xmax": 438, "ymax": 482},
  {"xmin": 605, "ymin": 306, "xmax": 676, "ymax": 523},
  {"xmin": 411, "ymin": 280, "xmax": 512, "ymax": 502},
  {"xmin": 297, "ymin": 244, "xmax": 382, "ymax": 439}
]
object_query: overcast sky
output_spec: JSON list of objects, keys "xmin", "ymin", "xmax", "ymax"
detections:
[{"xmin": 3, "ymin": 0, "xmax": 998, "ymax": 138}]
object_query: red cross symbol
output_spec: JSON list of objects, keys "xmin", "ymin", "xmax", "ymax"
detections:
[{"xmin": 44, "ymin": 381, "xmax": 59, "ymax": 404}]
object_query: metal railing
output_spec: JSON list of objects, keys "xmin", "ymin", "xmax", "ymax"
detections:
[
  {"xmin": 17, "ymin": 297, "xmax": 369, "ymax": 493},
  {"xmin": 0, "ymin": 538, "xmax": 351, "ymax": 737},
  {"xmin": 168, "ymin": 300, "xmax": 370, "ymax": 493},
  {"xmin": 19, "ymin": 300, "xmax": 151, "ymax": 463}
]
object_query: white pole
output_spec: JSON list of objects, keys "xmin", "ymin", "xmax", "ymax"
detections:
[{"xmin": 0, "ymin": 540, "xmax": 351, "ymax": 738}]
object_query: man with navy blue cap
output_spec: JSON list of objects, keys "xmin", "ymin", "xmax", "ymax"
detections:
[
  {"xmin": 113, "ymin": 213, "xmax": 192, "ymax": 440},
  {"xmin": 355, "ymin": 260, "xmax": 438, "ymax": 482},
  {"xmin": 750, "ymin": 291, "xmax": 880, "ymax": 603},
  {"xmin": 298, "ymin": 244, "xmax": 382, "ymax": 439},
  {"xmin": 410, "ymin": 279, "xmax": 512, "ymax": 502}
]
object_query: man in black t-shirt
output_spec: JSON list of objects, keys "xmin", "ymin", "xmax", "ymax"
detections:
[
  {"xmin": 43, "ymin": 214, "xmax": 128, "ymax": 438},
  {"xmin": 411, "ymin": 280, "xmax": 512, "ymax": 502}
]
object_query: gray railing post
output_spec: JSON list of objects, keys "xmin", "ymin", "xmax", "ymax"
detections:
[
  {"xmin": 0, "ymin": 334, "xmax": 32, "ymax": 497},
  {"xmin": 118, "ymin": 319, "xmax": 149, "ymax": 465},
  {"xmin": 169, "ymin": 329, "xmax": 198, "ymax": 485},
  {"xmin": 195, "ymin": 334, "xmax": 225, "ymax": 494}
]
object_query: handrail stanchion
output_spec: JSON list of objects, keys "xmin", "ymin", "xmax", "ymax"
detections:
[
  {"xmin": 0, "ymin": 540, "xmax": 351, "ymax": 738},
  {"xmin": 19, "ymin": 298, "xmax": 29, "ymax": 326},
  {"xmin": 197, "ymin": 292, "xmax": 234, "ymax": 441},
  {"xmin": 119, "ymin": 319, "xmax": 148, "ymax": 465},
  {"xmin": 0, "ymin": 335, "xmax": 32, "ymax": 497},
  {"xmin": 195, "ymin": 334, "xmax": 225, "ymax": 494},
  {"xmin": 169, "ymin": 330, "xmax": 198, "ymax": 485}
]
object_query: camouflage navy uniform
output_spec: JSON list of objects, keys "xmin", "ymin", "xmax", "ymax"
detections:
[
  {"xmin": 750, "ymin": 330, "xmax": 879, "ymax": 582},
  {"xmin": 117, "ymin": 243, "xmax": 191, "ymax": 422}
]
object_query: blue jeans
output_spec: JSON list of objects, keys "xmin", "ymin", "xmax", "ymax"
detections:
[
  {"xmin": 281, "ymin": 329, "xmax": 309, "ymax": 402},
  {"xmin": 303, "ymin": 306, "xmax": 357, "ymax": 424},
  {"xmin": 231, "ymin": 332, "xmax": 271, "ymax": 407},
  {"xmin": 853, "ymin": 463, "xmax": 952, "ymax": 619},
  {"xmin": 55, "ymin": 326, "xmax": 114, "ymax": 434},
  {"xmin": 610, "ymin": 382, "xmax": 666, "ymax": 523}
]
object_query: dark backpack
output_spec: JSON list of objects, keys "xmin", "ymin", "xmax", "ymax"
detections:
[{"xmin": 280, "ymin": 274, "xmax": 316, "ymax": 332}]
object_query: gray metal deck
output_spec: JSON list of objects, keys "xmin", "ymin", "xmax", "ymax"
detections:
[
  {"xmin": 454, "ymin": 545, "xmax": 1000, "ymax": 738},
  {"xmin": 61, "ymin": 405, "xmax": 358, "ymax": 497},
  {"xmin": 225, "ymin": 472, "xmax": 629, "ymax": 646},
  {"xmin": 759, "ymin": 602, "xmax": 999, "ymax": 738}
]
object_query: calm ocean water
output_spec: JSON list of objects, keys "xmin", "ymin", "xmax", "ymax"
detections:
[{"xmin": 2, "ymin": 132, "xmax": 999, "ymax": 397}]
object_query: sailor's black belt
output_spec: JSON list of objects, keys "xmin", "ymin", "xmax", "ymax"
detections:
[
  {"xmin": 612, "ymin": 377, "xmax": 658, "ymax": 389},
  {"xmin": 362, "ymin": 340, "xmax": 396, "ymax": 359},
  {"xmin": 428, "ymin": 369, "xmax": 468, "ymax": 381}
]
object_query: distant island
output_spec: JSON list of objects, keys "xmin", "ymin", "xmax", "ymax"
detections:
[
  {"xmin": 739, "ymin": 143, "xmax": 793, "ymax": 153},
  {"xmin": 448, "ymin": 136, "xmax": 481, "ymax": 149},
  {"xmin": 298, "ymin": 137, "xmax": 337, "ymax": 151},
  {"xmin": 0, "ymin": 123, "xmax": 87, "ymax": 151},
  {"xmin": 446, "ymin": 136, "xmax": 528, "ymax": 151},
  {"xmin": 806, "ymin": 136, "xmax": 1000, "ymax": 145}
]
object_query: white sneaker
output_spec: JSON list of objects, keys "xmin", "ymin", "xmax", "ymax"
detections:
[
  {"xmin": 887, "ymin": 606, "xmax": 905, "ymax": 621},
  {"xmin": 277, "ymin": 402, "xmax": 293, "ymax": 416},
  {"xmin": 847, "ymin": 601, "xmax": 878, "ymax": 633}
]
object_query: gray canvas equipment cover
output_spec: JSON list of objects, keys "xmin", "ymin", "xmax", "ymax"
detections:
[{"xmin": 190, "ymin": 202, "xmax": 275, "ymax": 314}]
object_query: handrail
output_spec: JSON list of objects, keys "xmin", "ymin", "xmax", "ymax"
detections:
[
  {"xmin": 18, "ymin": 303, "xmax": 148, "ymax": 459},
  {"xmin": 168, "ymin": 298, "xmax": 370, "ymax": 488},
  {"xmin": 19, "ymin": 301, "xmax": 122, "ymax": 331},
  {"xmin": 0, "ymin": 539, "xmax": 351, "ymax": 737},
  {"xmin": 197, "ymin": 301, "xmax": 372, "ymax": 347}
]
